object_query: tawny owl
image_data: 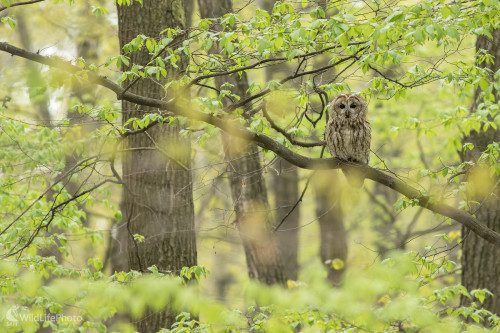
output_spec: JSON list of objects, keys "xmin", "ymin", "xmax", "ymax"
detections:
[{"xmin": 325, "ymin": 94, "xmax": 371, "ymax": 187}]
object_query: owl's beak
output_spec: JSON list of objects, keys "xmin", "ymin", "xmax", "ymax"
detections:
[{"xmin": 345, "ymin": 110, "xmax": 351, "ymax": 118}]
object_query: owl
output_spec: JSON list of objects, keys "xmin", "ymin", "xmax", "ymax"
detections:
[{"xmin": 325, "ymin": 94, "xmax": 371, "ymax": 187}]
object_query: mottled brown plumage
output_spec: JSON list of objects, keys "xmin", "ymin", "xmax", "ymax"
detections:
[{"xmin": 325, "ymin": 94, "xmax": 371, "ymax": 187}]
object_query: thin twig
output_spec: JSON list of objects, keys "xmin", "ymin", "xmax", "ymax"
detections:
[
  {"xmin": 274, "ymin": 172, "xmax": 314, "ymax": 232},
  {"xmin": 262, "ymin": 103, "xmax": 324, "ymax": 148}
]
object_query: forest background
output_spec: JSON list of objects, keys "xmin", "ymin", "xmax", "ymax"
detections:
[{"xmin": 0, "ymin": 0, "xmax": 500, "ymax": 332}]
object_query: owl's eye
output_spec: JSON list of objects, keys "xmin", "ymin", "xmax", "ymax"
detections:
[
  {"xmin": 339, "ymin": 104, "xmax": 346, "ymax": 109},
  {"xmin": 351, "ymin": 104, "xmax": 357, "ymax": 108}
]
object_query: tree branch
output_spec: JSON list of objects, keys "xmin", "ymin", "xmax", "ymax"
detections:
[
  {"xmin": 262, "ymin": 103, "xmax": 324, "ymax": 148},
  {"xmin": 1, "ymin": 41, "xmax": 500, "ymax": 247},
  {"xmin": 0, "ymin": 0, "xmax": 44, "ymax": 12},
  {"xmin": 187, "ymin": 41, "xmax": 368, "ymax": 88},
  {"xmin": 226, "ymin": 50, "xmax": 366, "ymax": 113}
]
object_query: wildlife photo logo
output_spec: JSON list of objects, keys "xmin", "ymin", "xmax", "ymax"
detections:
[{"xmin": 2, "ymin": 305, "xmax": 83, "ymax": 327}]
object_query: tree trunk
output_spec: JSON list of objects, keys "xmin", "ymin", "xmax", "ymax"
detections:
[
  {"xmin": 198, "ymin": 0, "xmax": 287, "ymax": 285},
  {"xmin": 117, "ymin": 1, "xmax": 197, "ymax": 331},
  {"xmin": 260, "ymin": 0, "xmax": 346, "ymax": 285},
  {"xmin": 313, "ymin": 1, "xmax": 348, "ymax": 287},
  {"xmin": 16, "ymin": 16, "xmax": 52, "ymax": 125},
  {"xmin": 107, "ymin": 211, "xmax": 129, "ymax": 272},
  {"xmin": 256, "ymin": 0, "xmax": 301, "ymax": 282},
  {"xmin": 271, "ymin": 158, "xmax": 300, "ymax": 281},
  {"xmin": 17, "ymin": 15, "xmax": 62, "ymax": 333},
  {"xmin": 257, "ymin": 0, "xmax": 273, "ymax": 11},
  {"xmin": 460, "ymin": 29, "xmax": 500, "ymax": 315},
  {"xmin": 313, "ymin": 170, "xmax": 347, "ymax": 286}
]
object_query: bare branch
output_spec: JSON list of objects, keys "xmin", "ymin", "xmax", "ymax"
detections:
[{"xmin": 262, "ymin": 104, "xmax": 324, "ymax": 148}]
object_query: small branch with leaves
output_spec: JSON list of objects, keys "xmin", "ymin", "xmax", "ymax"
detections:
[{"xmin": 0, "ymin": 0, "xmax": 44, "ymax": 13}]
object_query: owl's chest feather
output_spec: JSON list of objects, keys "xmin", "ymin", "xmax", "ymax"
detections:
[
  {"xmin": 326, "ymin": 118, "xmax": 370, "ymax": 163},
  {"xmin": 328, "ymin": 118, "xmax": 364, "ymax": 141}
]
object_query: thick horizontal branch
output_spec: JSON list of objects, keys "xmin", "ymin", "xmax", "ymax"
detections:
[{"xmin": 1, "ymin": 41, "xmax": 500, "ymax": 247}]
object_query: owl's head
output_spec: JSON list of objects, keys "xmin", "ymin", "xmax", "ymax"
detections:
[{"xmin": 330, "ymin": 94, "xmax": 368, "ymax": 121}]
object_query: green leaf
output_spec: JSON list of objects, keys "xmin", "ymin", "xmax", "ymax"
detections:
[
  {"xmin": 197, "ymin": 19, "xmax": 211, "ymax": 30},
  {"xmin": 133, "ymin": 234, "xmax": 145, "ymax": 243},
  {"xmin": 226, "ymin": 43, "xmax": 235, "ymax": 55},
  {"xmin": 146, "ymin": 39, "xmax": 154, "ymax": 52},
  {"xmin": 204, "ymin": 39, "xmax": 213, "ymax": 51},
  {"xmin": 424, "ymin": 25, "xmax": 435, "ymax": 37},
  {"xmin": 257, "ymin": 38, "xmax": 271, "ymax": 54},
  {"xmin": 309, "ymin": 19, "xmax": 322, "ymax": 30},
  {"xmin": 91, "ymin": 6, "xmax": 108, "ymax": 17},
  {"xmin": 479, "ymin": 77, "xmax": 490, "ymax": 91},
  {"xmin": 414, "ymin": 29, "xmax": 424, "ymax": 43},
  {"xmin": 344, "ymin": 14, "xmax": 355, "ymax": 22},
  {"xmin": 445, "ymin": 27, "xmax": 460, "ymax": 41},
  {"xmin": 472, "ymin": 289, "xmax": 486, "ymax": 303},
  {"xmin": 463, "ymin": 142, "xmax": 474, "ymax": 151},
  {"xmin": 291, "ymin": 28, "xmax": 301, "ymax": 41},
  {"xmin": 441, "ymin": 6, "xmax": 452, "ymax": 18},
  {"xmin": 331, "ymin": 258, "xmax": 345, "ymax": 270},
  {"xmin": 1, "ymin": 16, "xmax": 16, "ymax": 29},
  {"xmin": 338, "ymin": 34, "xmax": 349, "ymax": 48},
  {"xmin": 120, "ymin": 55, "xmax": 130, "ymax": 67},
  {"xmin": 286, "ymin": 49, "xmax": 302, "ymax": 60},
  {"xmin": 274, "ymin": 36, "xmax": 284, "ymax": 49},
  {"xmin": 93, "ymin": 259, "xmax": 103, "ymax": 271}
]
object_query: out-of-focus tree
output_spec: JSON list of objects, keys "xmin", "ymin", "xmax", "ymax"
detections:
[
  {"xmin": 199, "ymin": 0, "xmax": 287, "ymax": 285},
  {"xmin": 258, "ymin": 0, "xmax": 301, "ymax": 283},
  {"xmin": 460, "ymin": 29, "xmax": 500, "ymax": 315},
  {"xmin": 116, "ymin": 0, "xmax": 197, "ymax": 330}
]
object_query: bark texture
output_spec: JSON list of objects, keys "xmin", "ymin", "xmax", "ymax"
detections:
[
  {"xmin": 460, "ymin": 29, "xmax": 500, "ymax": 315},
  {"xmin": 198, "ymin": 0, "xmax": 287, "ymax": 285},
  {"xmin": 117, "ymin": 1, "xmax": 197, "ymax": 331}
]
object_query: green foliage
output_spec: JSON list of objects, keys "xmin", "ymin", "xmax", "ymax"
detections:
[
  {"xmin": 0, "ymin": 117, "xmax": 94, "ymax": 255},
  {"xmin": 1, "ymin": 0, "xmax": 500, "ymax": 332},
  {"xmin": 1, "ymin": 16, "xmax": 16, "ymax": 29},
  {"xmin": 1, "ymin": 252, "xmax": 498, "ymax": 332}
]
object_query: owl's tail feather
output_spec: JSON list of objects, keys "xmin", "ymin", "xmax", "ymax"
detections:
[{"xmin": 342, "ymin": 168, "xmax": 365, "ymax": 188}]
